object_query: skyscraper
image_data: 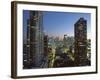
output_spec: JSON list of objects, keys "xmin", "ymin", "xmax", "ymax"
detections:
[
  {"xmin": 63, "ymin": 34, "xmax": 67, "ymax": 48},
  {"xmin": 23, "ymin": 11, "xmax": 45, "ymax": 68},
  {"xmin": 74, "ymin": 18, "xmax": 87, "ymax": 66}
]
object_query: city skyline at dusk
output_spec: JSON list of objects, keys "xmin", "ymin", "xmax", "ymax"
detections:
[
  {"xmin": 23, "ymin": 10, "xmax": 91, "ymax": 69},
  {"xmin": 23, "ymin": 10, "xmax": 91, "ymax": 41},
  {"xmin": 43, "ymin": 11, "xmax": 91, "ymax": 39}
]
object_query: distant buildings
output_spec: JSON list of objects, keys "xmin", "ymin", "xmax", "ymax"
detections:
[
  {"xmin": 23, "ymin": 12, "xmax": 90, "ymax": 68},
  {"xmin": 87, "ymin": 39, "xmax": 91, "ymax": 61},
  {"xmin": 63, "ymin": 34, "xmax": 68, "ymax": 48},
  {"xmin": 74, "ymin": 18, "xmax": 87, "ymax": 66},
  {"xmin": 23, "ymin": 11, "xmax": 48, "ymax": 69}
]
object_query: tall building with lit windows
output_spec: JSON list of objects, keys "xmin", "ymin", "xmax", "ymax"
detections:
[
  {"xmin": 74, "ymin": 18, "xmax": 87, "ymax": 66},
  {"xmin": 23, "ymin": 11, "xmax": 45, "ymax": 68}
]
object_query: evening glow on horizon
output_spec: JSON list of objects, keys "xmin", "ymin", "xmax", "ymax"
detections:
[{"xmin": 23, "ymin": 10, "xmax": 91, "ymax": 40}]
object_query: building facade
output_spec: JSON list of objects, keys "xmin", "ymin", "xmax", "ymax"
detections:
[
  {"xmin": 74, "ymin": 18, "xmax": 87, "ymax": 66},
  {"xmin": 63, "ymin": 34, "xmax": 67, "ymax": 48},
  {"xmin": 23, "ymin": 11, "xmax": 45, "ymax": 68}
]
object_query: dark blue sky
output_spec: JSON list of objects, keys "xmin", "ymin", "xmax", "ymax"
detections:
[
  {"xmin": 23, "ymin": 10, "xmax": 29, "ymax": 36},
  {"xmin": 23, "ymin": 10, "xmax": 91, "ymax": 40}
]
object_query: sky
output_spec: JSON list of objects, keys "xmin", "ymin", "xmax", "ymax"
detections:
[
  {"xmin": 43, "ymin": 11, "xmax": 91, "ymax": 39},
  {"xmin": 23, "ymin": 10, "xmax": 91, "ymax": 41}
]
